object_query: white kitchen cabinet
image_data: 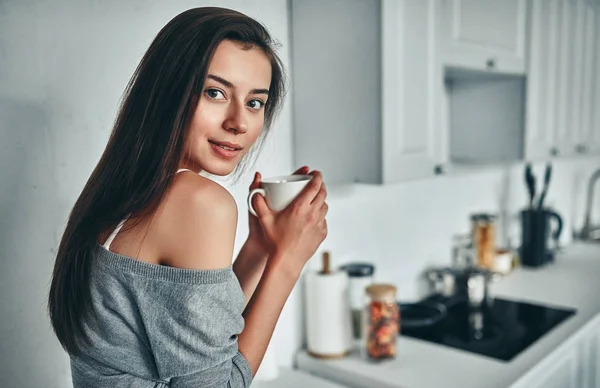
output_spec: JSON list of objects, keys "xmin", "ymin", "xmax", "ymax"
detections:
[
  {"xmin": 526, "ymin": 0, "xmax": 600, "ymax": 160},
  {"xmin": 554, "ymin": 0, "xmax": 585, "ymax": 158},
  {"xmin": 381, "ymin": 0, "xmax": 444, "ymax": 182},
  {"xmin": 580, "ymin": 316, "xmax": 600, "ymax": 388},
  {"xmin": 578, "ymin": 3, "xmax": 600, "ymax": 155},
  {"xmin": 534, "ymin": 348, "xmax": 580, "ymax": 388},
  {"xmin": 440, "ymin": 0, "xmax": 527, "ymax": 74},
  {"xmin": 596, "ymin": 327, "xmax": 600, "ymax": 388},
  {"xmin": 290, "ymin": 0, "xmax": 443, "ymax": 184},
  {"xmin": 291, "ymin": 0, "xmax": 599, "ymax": 183},
  {"xmin": 524, "ymin": 0, "xmax": 560, "ymax": 160},
  {"xmin": 511, "ymin": 344, "xmax": 580, "ymax": 388},
  {"xmin": 595, "ymin": 325, "xmax": 600, "ymax": 388},
  {"xmin": 511, "ymin": 314, "xmax": 600, "ymax": 388}
]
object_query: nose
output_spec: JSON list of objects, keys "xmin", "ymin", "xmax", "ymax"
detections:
[{"xmin": 223, "ymin": 100, "xmax": 248, "ymax": 134}]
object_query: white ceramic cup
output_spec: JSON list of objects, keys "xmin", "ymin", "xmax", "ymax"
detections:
[{"xmin": 247, "ymin": 174, "xmax": 313, "ymax": 217}]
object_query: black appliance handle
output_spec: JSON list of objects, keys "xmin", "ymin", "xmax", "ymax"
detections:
[{"xmin": 547, "ymin": 210, "xmax": 563, "ymax": 241}]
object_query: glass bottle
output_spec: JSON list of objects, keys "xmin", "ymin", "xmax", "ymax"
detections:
[
  {"xmin": 339, "ymin": 263, "xmax": 375, "ymax": 340},
  {"xmin": 363, "ymin": 284, "xmax": 399, "ymax": 361},
  {"xmin": 471, "ymin": 213, "xmax": 497, "ymax": 269}
]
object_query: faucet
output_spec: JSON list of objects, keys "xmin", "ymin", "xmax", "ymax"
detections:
[{"xmin": 578, "ymin": 168, "xmax": 600, "ymax": 241}]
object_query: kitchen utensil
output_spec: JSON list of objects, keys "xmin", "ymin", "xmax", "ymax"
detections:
[
  {"xmin": 467, "ymin": 269, "xmax": 492, "ymax": 309},
  {"xmin": 397, "ymin": 301, "xmax": 447, "ymax": 330},
  {"xmin": 520, "ymin": 208, "xmax": 563, "ymax": 267},
  {"xmin": 451, "ymin": 234, "xmax": 475, "ymax": 269},
  {"xmin": 426, "ymin": 267, "xmax": 457, "ymax": 297},
  {"xmin": 339, "ymin": 263, "xmax": 375, "ymax": 340},
  {"xmin": 524, "ymin": 163, "xmax": 536, "ymax": 208},
  {"xmin": 491, "ymin": 248, "xmax": 514, "ymax": 274},
  {"xmin": 305, "ymin": 252, "xmax": 353, "ymax": 359},
  {"xmin": 426, "ymin": 266, "xmax": 497, "ymax": 309},
  {"xmin": 537, "ymin": 162, "xmax": 552, "ymax": 210}
]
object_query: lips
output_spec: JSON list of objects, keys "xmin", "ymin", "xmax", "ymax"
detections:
[
  {"xmin": 208, "ymin": 140, "xmax": 243, "ymax": 151},
  {"xmin": 208, "ymin": 139, "xmax": 243, "ymax": 160}
]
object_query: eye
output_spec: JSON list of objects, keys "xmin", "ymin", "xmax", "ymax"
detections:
[
  {"xmin": 247, "ymin": 99, "xmax": 265, "ymax": 111},
  {"xmin": 205, "ymin": 88, "xmax": 225, "ymax": 100}
]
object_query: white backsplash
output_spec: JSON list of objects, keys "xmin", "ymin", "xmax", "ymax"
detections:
[{"xmin": 317, "ymin": 158, "xmax": 600, "ymax": 297}]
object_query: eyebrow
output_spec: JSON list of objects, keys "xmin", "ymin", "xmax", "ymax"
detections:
[{"xmin": 207, "ymin": 74, "xmax": 269, "ymax": 95}]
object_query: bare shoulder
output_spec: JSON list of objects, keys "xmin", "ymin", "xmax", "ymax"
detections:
[{"xmin": 155, "ymin": 172, "xmax": 238, "ymax": 270}]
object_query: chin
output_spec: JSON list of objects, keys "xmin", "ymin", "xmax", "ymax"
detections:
[
  {"xmin": 200, "ymin": 158, "xmax": 240, "ymax": 177},
  {"xmin": 204, "ymin": 166, "xmax": 236, "ymax": 177}
]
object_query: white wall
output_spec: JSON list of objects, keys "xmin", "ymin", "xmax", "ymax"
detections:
[
  {"xmin": 0, "ymin": 1, "xmax": 291, "ymax": 387},
  {"xmin": 2, "ymin": 1, "xmax": 600, "ymax": 387}
]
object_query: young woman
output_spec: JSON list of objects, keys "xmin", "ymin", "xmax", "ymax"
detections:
[{"xmin": 48, "ymin": 7, "xmax": 328, "ymax": 388}]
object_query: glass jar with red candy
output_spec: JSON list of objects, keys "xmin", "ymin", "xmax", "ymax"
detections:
[{"xmin": 363, "ymin": 283, "xmax": 399, "ymax": 361}]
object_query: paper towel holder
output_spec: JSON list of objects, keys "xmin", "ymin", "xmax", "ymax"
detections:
[{"xmin": 320, "ymin": 251, "xmax": 331, "ymax": 275}]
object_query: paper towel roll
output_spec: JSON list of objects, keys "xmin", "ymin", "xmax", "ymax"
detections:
[{"xmin": 305, "ymin": 269, "xmax": 353, "ymax": 358}]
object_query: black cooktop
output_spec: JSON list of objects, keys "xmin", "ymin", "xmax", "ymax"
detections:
[{"xmin": 400, "ymin": 294, "xmax": 576, "ymax": 362}]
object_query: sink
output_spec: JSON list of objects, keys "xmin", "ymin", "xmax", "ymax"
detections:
[
  {"xmin": 575, "ymin": 168, "xmax": 600, "ymax": 243},
  {"xmin": 588, "ymin": 228, "xmax": 600, "ymax": 241},
  {"xmin": 574, "ymin": 226, "xmax": 600, "ymax": 243}
]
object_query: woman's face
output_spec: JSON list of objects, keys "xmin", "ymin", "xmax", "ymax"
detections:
[{"xmin": 182, "ymin": 39, "xmax": 273, "ymax": 176}]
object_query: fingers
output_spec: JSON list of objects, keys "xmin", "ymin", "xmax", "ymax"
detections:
[
  {"xmin": 319, "ymin": 218, "xmax": 328, "ymax": 238},
  {"xmin": 320, "ymin": 202, "xmax": 329, "ymax": 218},
  {"xmin": 293, "ymin": 166, "xmax": 310, "ymax": 175},
  {"xmin": 252, "ymin": 193, "xmax": 271, "ymax": 220},
  {"xmin": 318, "ymin": 202, "xmax": 328, "ymax": 238},
  {"xmin": 297, "ymin": 171, "xmax": 324, "ymax": 206},
  {"xmin": 249, "ymin": 171, "xmax": 262, "ymax": 190},
  {"xmin": 311, "ymin": 184, "xmax": 327, "ymax": 208}
]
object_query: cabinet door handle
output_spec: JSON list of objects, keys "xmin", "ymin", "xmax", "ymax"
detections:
[
  {"xmin": 550, "ymin": 147, "xmax": 559, "ymax": 157},
  {"xmin": 434, "ymin": 164, "xmax": 445, "ymax": 175},
  {"xmin": 486, "ymin": 58, "xmax": 496, "ymax": 70},
  {"xmin": 576, "ymin": 144, "xmax": 588, "ymax": 154}
]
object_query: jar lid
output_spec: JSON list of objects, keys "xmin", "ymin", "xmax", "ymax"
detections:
[
  {"xmin": 339, "ymin": 263, "xmax": 375, "ymax": 277},
  {"xmin": 366, "ymin": 283, "xmax": 397, "ymax": 299},
  {"xmin": 470, "ymin": 213, "xmax": 497, "ymax": 222}
]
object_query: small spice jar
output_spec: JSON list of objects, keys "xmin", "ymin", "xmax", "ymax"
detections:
[
  {"xmin": 364, "ymin": 284, "xmax": 399, "ymax": 361},
  {"xmin": 471, "ymin": 213, "xmax": 497, "ymax": 269}
]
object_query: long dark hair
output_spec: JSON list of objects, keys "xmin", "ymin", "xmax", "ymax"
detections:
[{"xmin": 48, "ymin": 7, "xmax": 286, "ymax": 355}]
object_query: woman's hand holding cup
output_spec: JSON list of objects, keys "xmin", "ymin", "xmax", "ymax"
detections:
[
  {"xmin": 249, "ymin": 170, "xmax": 328, "ymax": 272},
  {"xmin": 246, "ymin": 166, "xmax": 310, "ymax": 256}
]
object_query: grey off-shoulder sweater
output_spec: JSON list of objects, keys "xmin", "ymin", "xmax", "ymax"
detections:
[{"xmin": 70, "ymin": 243, "xmax": 253, "ymax": 388}]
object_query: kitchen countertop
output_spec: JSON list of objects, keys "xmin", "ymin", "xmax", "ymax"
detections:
[
  {"xmin": 251, "ymin": 367, "xmax": 346, "ymax": 388},
  {"xmin": 296, "ymin": 242, "xmax": 600, "ymax": 388}
]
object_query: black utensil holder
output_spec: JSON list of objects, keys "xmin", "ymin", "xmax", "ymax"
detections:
[{"xmin": 520, "ymin": 208, "xmax": 563, "ymax": 268}]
